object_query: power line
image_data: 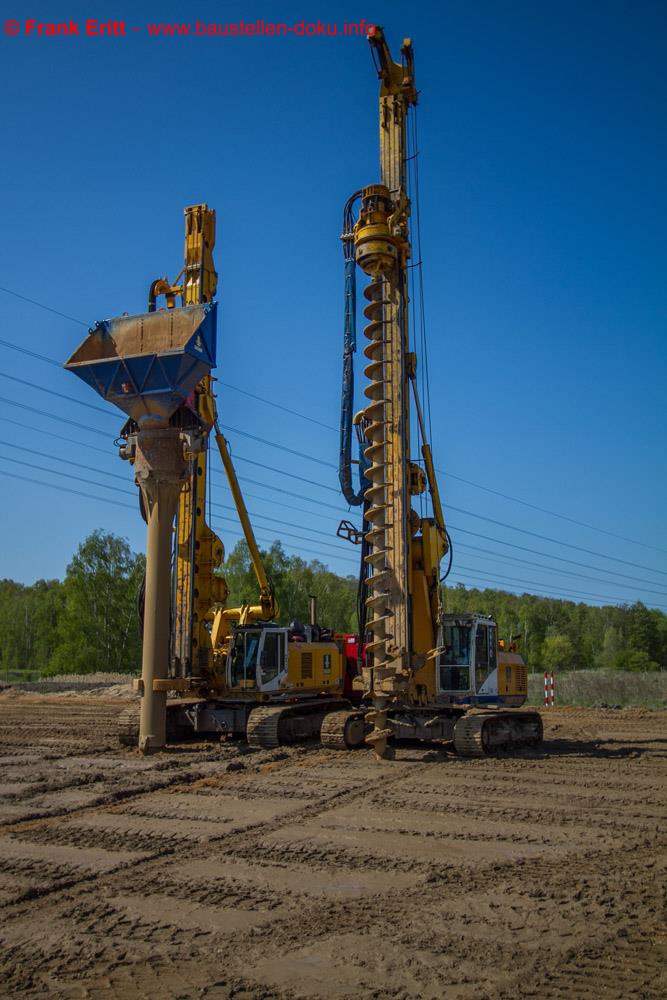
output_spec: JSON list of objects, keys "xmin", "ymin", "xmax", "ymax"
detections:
[
  {"xmin": 456, "ymin": 542, "xmax": 667, "ymax": 598},
  {"xmin": 215, "ymin": 472, "xmax": 353, "ymax": 515},
  {"xmin": 2, "ymin": 401, "xmax": 665, "ymax": 596},
  {"xmin": 3, "ymin": 414, "xmax": 353, "ymax": 517},
  {"xmin": 0, "ymin": 287, "xmax": 88, "ymax": 328},
  {"xmin": 0, "ymin": 438, "xmax": 351, "ymax": 525},
  {"xmin": 213, "ymin": 478, "xmax": 350, "ymax": 523},
  {"xmin": 0, "ymin": 416, "xmax": 113, "ymax": 456},
  {"xmin": 8, "ymin": 424, "xmax": 667, "ymax": 601},
  {"xmin": 2, "ymin": 325, "xmax": 662, "ymax": 557},
  {"xmin": 209, "ymin": 502, "xmax": 346, "ymax": 552},
  {"xmin": 224, "ymin": 453, "xmax": 341, "ymax": 496},
  {"xmin": 2, "ymin": 444, "xmax": 665, "ymax": 608},
  {"xmin": 0, "ymin": 372, "xmax": 117, "ymax": 418},
  {"xmin": 0, "ymin": 337, "xmax": 61, "ymax": 368},
  {"xmin": 0, "ymin": 470, "xmax": 354, "ymax": 572},
  {"xmin": 0, "ymin": 454, "xmax": 134, "ymax": 498},
  {"xmin": 0, "ymin": 372, "xmax": 340, "ymax": 477},
  {"xmin": 217, "ymin": 382, "xmax": 337, "ymax": 433},
  {"xmin": 451, "ymin": 563, "xmax": 667, "ymax": 610},
  {"xmin": 0, "ymin": 441, "xmax": 128, "ymax": 482},
  {"xmin": 0, "ymin": 396, "xmax": 111, "ymax": 438},
  {"xmin": 447, "ymin": 505, "xmax": 667, "ymax": 578},
  {"xmin": 0, "ymin": 402, "xmax": 349, "ymax": 504},
  {"xmin": 219, "ymin": 424, "xmax": 337, "ymax": 470},
  {"xmin": 1, "ymin": 329, "xmax": 665, "ymax": 580},
  {"xmin": 0, "ymin": 328, "xmax": 667, "ymax": 575},
  {"xmin": 0, "ymin": 470, "xmax": 134, "ymax": 511},
  {"xmin": 211, "ymin": 520, "xmax": 358, "ymax": 568},
  {"xmin": 442, "ymin": 469, "xmax": 667, "ymax": 556},
  {"xmin": 0, "ymin": 453, "xmax": 353, "ymax": 560},
  {"xmin": 449, "ymin": 523, "xmax": 667, "ymax": 591}
]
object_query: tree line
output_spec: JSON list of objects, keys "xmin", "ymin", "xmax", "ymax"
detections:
[{"xmin": 0, "ymin": 531, "xmax": 664, "ymax": 678}]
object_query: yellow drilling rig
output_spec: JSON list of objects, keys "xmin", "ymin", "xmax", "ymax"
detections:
[
  {"xmin": 64, "ymin": 27, "xmax": 542, "ymax": 761},
  {"xmin": 328, "ymin": 26, "xmax": 543, "ymax": 758},
  {"xmin": 65, "ymin": 206, "xmax": 360, "ymax": 753}
]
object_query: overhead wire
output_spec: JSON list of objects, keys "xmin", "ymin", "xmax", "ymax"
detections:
[
  {"xmin": 0, "ymin": 452, "xmax": 357, "ymax": 560},
  {"xmin": 2, "ymin": 378, "xmax": 666, "ymax": 594},
  {"xmin": 456, "ymin": 541, "xmax": 667, "ymax": 598},
  {"xmin": 449, "ymin": 523, "xmax": 667, "ymax": 591},
  {"xmin": 446, "ymin": 570, "xmax": 667, "ymax": 612},
  {"xmin": 446, "ymin": 504, "xmax": 667, "ymax": 577},
  {"xmin": 450, "ymin": 562, "xmax": 667, "ymax": 609},
  {"xmin": 0, "ymin": 322, "xmax": 664, "ymax": 557},
  {"xmin": 7, "ymin": 421, "xmax": 667, "ymax": 599},
  {"xmin": 1, "ymin": 295, "xmax": 666, "ymax": 603},
  {"xmin": 2, "ymin": 394, "xmax": 666, "ymax": 596},
  {"xmin": 1, "ymin": 452, "xmax": 661, "ymax": 608},
  {"xmin": 0, "ymin": 469, "xmax": 135, "ymax": 511}
]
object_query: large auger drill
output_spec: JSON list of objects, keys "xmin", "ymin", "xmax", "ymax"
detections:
[{"xmin": 332, "ymin": 27, "xmax": 543, "ymax": 759}]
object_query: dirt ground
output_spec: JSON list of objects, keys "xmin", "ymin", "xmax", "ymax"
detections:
[{"xmin": 0, "ymin": 692, "xmax": 665, "ymax": 1000}]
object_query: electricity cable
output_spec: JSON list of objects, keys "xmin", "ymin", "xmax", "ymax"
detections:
[{"xmin": 0, "ymin": 326, "xmax": 663, "ymax": 556}]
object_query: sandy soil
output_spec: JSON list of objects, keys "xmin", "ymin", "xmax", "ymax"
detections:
[{"xmin": 0, "ymin": 692, "xmax": 665, "ymax": 999}]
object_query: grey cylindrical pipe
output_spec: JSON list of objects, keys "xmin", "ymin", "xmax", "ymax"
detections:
[
  {"xmin": 138, "ymin": 479, "xmax": 180, "ymax": 753},
  {"xmin": 309, "ymin": 595, "xmax": 318, "ymax": 627},
  {"xmin": 134, "ymin": 427, "xmax": 188, "ymax": 755}
]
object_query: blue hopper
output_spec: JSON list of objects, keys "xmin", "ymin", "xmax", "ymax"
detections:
[{"xmin": 64, "ymin": 302, "xmax": 217, "ymax": 425}]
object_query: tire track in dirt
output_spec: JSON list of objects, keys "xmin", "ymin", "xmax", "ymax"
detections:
[{"xmin": 0, "ymin": 700, "xmax": 665, "ymax": 999}]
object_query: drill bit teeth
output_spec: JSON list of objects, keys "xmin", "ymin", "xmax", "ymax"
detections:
[{"xmin": 360, "ymin": 275, "xmax": 392, "ymax": 679}]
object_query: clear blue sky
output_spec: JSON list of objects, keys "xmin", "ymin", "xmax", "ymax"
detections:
[{"xmin": 1, "ymin": 0, "xmax": 665, "ymax": 611}]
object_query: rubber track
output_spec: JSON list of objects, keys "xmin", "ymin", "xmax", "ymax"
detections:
[
  {"xmin": 454, "ymin": 711, "xmax": 544, "ymax": 758},
  {"xmin": 246, "ymin": 706, "xmax": 283, "ymax": 748},
  {"xmin": 320, "ymin": 710, "xmax": 366, "ymax": 750},
  {"xmin": 453, "ymin": 714, "xmax": 487, "ymax": 757}
]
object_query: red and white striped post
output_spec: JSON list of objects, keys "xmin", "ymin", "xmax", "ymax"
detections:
[
  {"xmin": 544, "ymin": 671, "xmax": 556, "ymax": 707},
  {"xmin": 550, "ymin": 671, "xmax": 555, "ymax": 707},
  {"xmin": 544, "ymin": 671, "xmax": 549, "ymax": 707}
]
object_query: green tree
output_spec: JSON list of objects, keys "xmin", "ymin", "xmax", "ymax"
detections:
[
  {"xmin": 626, "ymin": 602, "xmax": 659, "ymax": 662},
  {"xmin": 220, "ymin": 540, "xmax": 356, "ymax": 631},
  {"xmin": 542, "ymin": 634, "xmax": 575, "ymax": 672},
  {"xmin": 47, "ymin": 531, "xmax": 144, "ymax": 676},
  {"xmin": 612, "ymin": 649, "xmax": 660, "ymax": 672},
  {"xmin": 597, "ymin": 625, "xmax": 622, "ymax": 670}
]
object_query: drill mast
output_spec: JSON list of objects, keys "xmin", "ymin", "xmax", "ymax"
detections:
[
  {"xmin": 352, "ymin": 28, "xmax": 448, "ymax": 755},
  {"xmin": 148, "ymin": 206, "xmax": 277, "ymax": 683}
]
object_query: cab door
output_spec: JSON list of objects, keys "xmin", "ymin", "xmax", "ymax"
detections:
[
  {"xmin": 256, "ymin": 629, "xmax": 288, "ymax": 693},
  {"xmin": 437, "ymin": 623, "xmax": 473, "ymax": 695},
  {"xmin": 473, "ymin": 623, "xmax": 498, "ymax": 696}
]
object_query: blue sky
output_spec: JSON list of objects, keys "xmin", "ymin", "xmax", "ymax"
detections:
[{"xmin": 0, "ymin": 0, "xmax": 665, "ymax": 611}]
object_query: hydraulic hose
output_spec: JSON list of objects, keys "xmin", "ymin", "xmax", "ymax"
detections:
[{"xmin": 339, "ymin": 191, "xmax": 367, "ymax": 506}]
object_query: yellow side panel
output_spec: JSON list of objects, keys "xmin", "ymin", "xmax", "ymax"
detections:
[
  {"xmin": 497, "ymin": 652, "xmax": 528, "ymax": 697},
  {"xmin": 287, "ymin": 643, "xmax": 345, "ymax": 693}
]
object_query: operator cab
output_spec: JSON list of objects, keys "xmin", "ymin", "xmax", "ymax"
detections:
[
  {"xmin": 437, "ymin": 613, "xmax": 498, "ymax": 705},
  {"xmin": 228, "ymin": 624, "xmax": 288, "ymax": 693}
]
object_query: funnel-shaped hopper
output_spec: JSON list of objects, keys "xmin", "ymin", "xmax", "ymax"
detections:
[{"xmin": 65, "ymin": 303, "xmax": 217, "ymax": 424}]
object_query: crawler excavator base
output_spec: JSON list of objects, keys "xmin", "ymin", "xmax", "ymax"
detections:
[
  {"xmin": 118, "ymin": 698, "xmax": 354, "ymax": 750},
  {"xmin": 319, "ymin": 706, "xmax": 543, "ymax": 758}
]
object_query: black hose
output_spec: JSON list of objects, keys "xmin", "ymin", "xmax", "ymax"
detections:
[
  {"xmin": 440, "ymin": 529, "xmax": 454, "ymax": 583},
  {"xmin": 339, "ymin": 191, "xmax": 365, "ymax": 507}
]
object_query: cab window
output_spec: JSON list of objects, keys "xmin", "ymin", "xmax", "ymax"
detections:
[
  {"xmin": 474, "ymin": 625, "xmax": 497, "ymax": 690},
  {"xmin": 440, "ymin": 625, "xmax": 471, "ymax": 692},
  {"xmin": 260, "ymin": 631, "xmax": 284, "ymax": 685},
  {"xmin": 230, "ymin": 631, "xmax": 260, "ymax": 686}
]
